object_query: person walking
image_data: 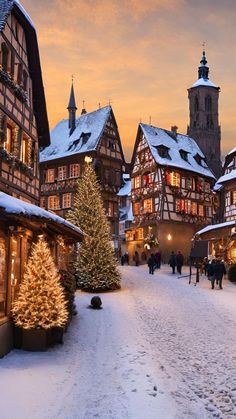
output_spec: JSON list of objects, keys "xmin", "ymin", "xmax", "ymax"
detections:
[
  {"xmin": 169, "ymin": 251, "xmax": 177, "ymax": 274},
  {"xmin": 155, "ymin": 251, "xmax": 161, "ymax": 269},
  {"xmin": 148, "ymin": 253, "xmax": 156, "ymax": 275},
  {"xmin": 134, "ymin": 251, "xmax": 140, "ymax": 267},
  {"xmin": 176, "ymin": 251, "xmax": 184, "ymax": 275},
  {"xmin": 214, "ymin": 259, "xmax": 226, "ymax": 289},
  {"xmin": 207, "ymin": 259, "xmax": 216, "ymax": 289}
]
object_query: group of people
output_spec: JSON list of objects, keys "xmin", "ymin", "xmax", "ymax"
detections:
[
  {"xmin": 147, "ymin": 251, "xmax": 162, "ymax": 274},
  {"xmin": 206, "ymin": 258, "xmax": 226, "ymax": 289},
  {"xmin": 168, "ymin": 251, "xmax": 184, "ymax": 275}
]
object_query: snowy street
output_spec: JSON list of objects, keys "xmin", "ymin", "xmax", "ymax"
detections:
[{"xmin": 1, "ymin": 265, "xmax": 236, "ymax": 419}]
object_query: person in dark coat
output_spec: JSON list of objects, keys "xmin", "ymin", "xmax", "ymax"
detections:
[
  {"xmin": 134, "ymin": 251, "xmax": 140, "ymax": 267},
  {"xmin": 176, "ymin": 251, "xmax": 184, "ymax": 275},
  {"xmin": 169, "ymin": 251, "xmax": 177, "ymax": 274},
  {"xmin": 148, "ymin": 253, "xmax": 156, "ymax": 275},
  {"xmin": 155, "ymin": 251, "xmax": 161, "ymax": 269},
  {"xmin": 214, "ymin": 259, "xmax": 226, "ymax": 289},
  {"xmin": 207, "ymin": 259, "xmax": 216, "ymax": 289}
]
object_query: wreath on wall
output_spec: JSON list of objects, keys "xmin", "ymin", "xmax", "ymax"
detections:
[{"xmin": 144, "ymin": 233, "xmax": 159, "ymax": 248}]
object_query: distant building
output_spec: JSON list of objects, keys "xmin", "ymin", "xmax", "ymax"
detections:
[
  {"xmin": 117, "ymin": 174, "xmax": 133, "ymax": 256},
  {"xmin": 0, "ymin": 0, "xmax": 83, "ymax": 357},
  {"xmin": 40, "ymin": 86, "xmax": 126, "ymax": 249},
  {"xmin": 195, "ymin": 147, "xmax": 236, "ymax": 262},
  {"xmin": 125, "ymin": 123, "xmax": 216, "ymax": 263},
  {"xmin": 187, "ymin": 49, "xmax": 222, "ymax": 178}
]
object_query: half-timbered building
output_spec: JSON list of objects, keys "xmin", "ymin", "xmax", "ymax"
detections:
[
  {"xmin": 195, "ymin": 147, "xmax": 236, "ymax": 262},
  {"xmin": 126, "ymin": 123, "xmax": 216, "ymax": 263},
  {"xmin": 40, "ymin": 88, "xmax": 126, "ymax": 250},
  {"xmin": 117, "ymin": 173, "xmax": 133, "ymax": 256},
  {"xmin": 0, "ymin": 1, "xmax": 83, "ymax": 357}
]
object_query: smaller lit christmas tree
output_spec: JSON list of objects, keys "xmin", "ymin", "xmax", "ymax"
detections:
[{"xmin": 12, "ymin": 236, "xmax": 68, "ymax": 329}]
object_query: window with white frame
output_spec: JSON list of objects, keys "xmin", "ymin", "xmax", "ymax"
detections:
[
  {"xmin": 46, "ymin": 169, "xmax": 54, "ymax": 183},
  {"xmin": 62, "ymin": 193, "xmax": 71, "ymax": 208},
  {"xmin": 69, "ymin": 163, "xmax": 80, "ymax": 178},
  {"xmin": 58, "ymin": 166, "xmax": 67, "ymax": 180},
  {"xmin": 48, "ymin": 195, "xmax": 60, "ymax": 210}
]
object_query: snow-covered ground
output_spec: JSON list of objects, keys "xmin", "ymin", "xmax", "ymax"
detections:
[{"xmin": 1, "ymin": 265, "xmax": 236, "ymax": 419}]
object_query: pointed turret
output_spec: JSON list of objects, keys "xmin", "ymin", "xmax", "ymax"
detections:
[
  {"xmin": 67, "ymin": 82, "xmax": 77, "ymax": 134},
  {"xmin": 198, "ymin": 49, "xmax": 209, "ymax": 80}
]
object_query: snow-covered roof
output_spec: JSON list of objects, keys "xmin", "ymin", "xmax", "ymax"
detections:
[
  {"xmin": 0, "ymin": 0, "xmax": 35, "ymax": 32},
  {"xmin": 0, "ymin": 192, "xmax": 83, "ymax": 237},
  {"xmin": 216, "ymin": 169, "xmax": 236, "ymax": 185},
  {"xmin": 191, "ymin": 78, "xmax": 218, "ymax": 88},
  {"xmin": 140, "ymin": 124, "xmax": 215, "ymax": 179},
  {"xmin": 40, "ymin": 106, "xmax": 111, "ymax": 162},
  {"xmin": 117, "ymin": 179, "xmax": 131, "ymax": 197},
  {"xmin": 195, "ymin": 220, "xmax": 236, "ymax": 237}
]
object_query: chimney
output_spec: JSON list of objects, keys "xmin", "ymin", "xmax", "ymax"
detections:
[{"xmin": 171, "ymin": 125, "xmax": 178, "ymax": 137}]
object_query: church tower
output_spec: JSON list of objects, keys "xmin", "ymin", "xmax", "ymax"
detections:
[
  {"xmin": 67, "ymin": 81, "xmax": 77, "ymax": 135},
  {"xmin": 187, "ymin": 49, "xmax": 222, "ymax": 178}
]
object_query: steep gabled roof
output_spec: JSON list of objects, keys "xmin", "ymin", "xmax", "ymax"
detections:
[
  {"xmin": 0, "ymin": 0, "xmax": 50, "ymax": 147},
  {"xmin": 132, "ymin": 123, "xmax": 215, "ymax": 179},
  {"xmin": 40, "ymin": 106, "xmax": 113, "ymax": 162}
]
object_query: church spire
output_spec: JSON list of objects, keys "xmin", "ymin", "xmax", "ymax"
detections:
[
  {"xmin": 198, "ymin": 48, "xmax": 209, "ymax": 80},
  {"xmin": 67, "ymin": 78, "xmax": 77, "ymax": 134}
]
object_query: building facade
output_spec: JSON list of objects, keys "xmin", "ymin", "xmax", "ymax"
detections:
[
  {"xmin": 195, "ymin": 147, "xmax": 236, "ymax": 262},
  {"xmin": 0, "ymin": 1, "xmax": 83, "ymax": 357},
  {"xmin": 117, "ymin": 173, "xmax": 133, "ymax": 257},
  {"xmin": 40, "ymin": 90, "xmax": 126, "ymax": 249},
  {"xmin": 187, "ymin": 50, "xmax": 222, "ymax": 178},
  {"xmin": 126, "ymin": 123, "xmax": 216, "ymax": 264}
]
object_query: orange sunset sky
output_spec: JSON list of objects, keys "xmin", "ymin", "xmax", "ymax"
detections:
[{"xmin": 21, "ymin": 0, "xmax": 236, "ymax": 162}]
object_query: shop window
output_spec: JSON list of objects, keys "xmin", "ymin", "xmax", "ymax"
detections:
[
  {"xmin": 5, "ymin": 124, "xmax": 13, "ymax": 153},
  {"xmin": 58, "ymin": 166, "xmax": 67, "ymax": 180},
  {"xmin": 0, "ymin": 238, "xmax": 6, "ymax": 318},
  {"xmin": 48, "ymin": 195, "xmax": 60, "ymax": 210},
  {"xmin": 69, "ymin": 163, "xmax": 80, "ymax": 178},
  {"xmin": 133, "ymin": 202, "xmax": 140, "ymax": 215},
  {"xmin": 46, "ymin": 169, "xmax": 55, "ymax": 183},
  {"xmin": 136, "ymin": 228, "xmax": 144, "ymax": 240},
  {"xmin": 62, "ymin": 193, "xmax": 71, "ymax": 209},
  {"xmin": 9, "ymin": 236, "xmax": 21, "ymax": 304},
  {"xmin": 143, "ymin": 198, "xmax": 152, "ymax": 214}
]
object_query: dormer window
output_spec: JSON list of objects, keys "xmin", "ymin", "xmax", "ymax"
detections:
[
  {"xmin": 68, "ymin": 132, "xmax": 91, "ymax": 151},
  {"xmin": 194, "ymin": 153, "xmax": 204, "ymax": 166},
  {"xmin": 80, "ymin": 132, "xmax": 91, "ymax": 145},
  {"xmin": 155, "ymin": 145, "xmax": 171, "ymax": 159},
  {"xmin": 179, "ymin": 149, "xmax": 189, "ymax": 162}
]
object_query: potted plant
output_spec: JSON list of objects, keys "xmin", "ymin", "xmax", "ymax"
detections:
[{"xmin": 12, "ymin": 237, "xmax": 68, "ymax": 351}]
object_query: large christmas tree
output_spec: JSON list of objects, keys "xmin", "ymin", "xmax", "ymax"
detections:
[
  {"xmin": 12, "ymin": 237, "xmax": 68, "ymax": 329},
  {"xmin": 67, "ymin": 159, "xmax": 121, "ymax": 292}
]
